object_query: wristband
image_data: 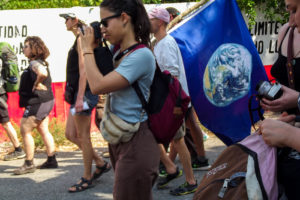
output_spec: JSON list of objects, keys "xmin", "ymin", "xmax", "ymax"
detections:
[{"xmin": 83, "ymin": 52, "xmax": 94, "ymax": 56}]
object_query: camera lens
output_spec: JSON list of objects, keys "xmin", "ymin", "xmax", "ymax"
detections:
[
  {"xmin": 90, "ymin": 21, "xmax": 101, "ymax": 40},
  {"xmin": 255, "ymin": 80, "xmax": 264, "ymax": 91},
  {"xmin": 256, "ymin": 81, "xmax": 271, "ymax": 96}
]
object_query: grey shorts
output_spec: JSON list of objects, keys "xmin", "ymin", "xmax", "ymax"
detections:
[
  {"xmin": 23, "ymin": 99, "xmax": 55, "ymax": 121},
  {"xmin": 173, "ymin": 122, "xmax": 186, "ymax": 141}
]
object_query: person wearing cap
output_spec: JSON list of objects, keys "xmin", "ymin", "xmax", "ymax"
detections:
[
  {"xmin": 149, "ymin": 6, "xmax": 200, "ymax": 196},
  {"xmin": 59, "ymin": 11, "xmax": 111, "ymax": 193},
  {"xmin": 164, "ymin": 6, "xmax": 211, "ymax": 173}
]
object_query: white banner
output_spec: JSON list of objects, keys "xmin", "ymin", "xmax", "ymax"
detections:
[{"xmin": 0, "ymin": 3, "xmax": 284, "ymax": 82}]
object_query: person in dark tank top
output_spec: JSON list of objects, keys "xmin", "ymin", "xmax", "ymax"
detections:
[
  {"xmin": 13, "ymin": 36, "xmax": 58, "ymax": 175},
  {"xmin": 59, "ymin": 10, "xmax": 111, "ymax": 193}
]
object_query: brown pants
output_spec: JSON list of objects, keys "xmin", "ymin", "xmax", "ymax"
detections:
[{"xmin": 109, "ymin": 121, "xmax": 160, "ymax": 200}]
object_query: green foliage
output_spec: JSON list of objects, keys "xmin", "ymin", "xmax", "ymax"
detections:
[
  {"xmin": 0, "ymin": 0, "xmax": 288, "ymax": 29},
  {"xmin": 236, "ymin": 0, "xmax": 288, "ymax": 28},
  {"xmin": 0, "ymin": 0, "xmax": 102, "ymax": 10}
]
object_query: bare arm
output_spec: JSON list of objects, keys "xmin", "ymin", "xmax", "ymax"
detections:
[
  {"xmin": 75, "ymin": 36, "xmax": 87, "ymax": 112},
  {"xmin": 31, "ymin": 61, "xmax": 48, "ymax": 91}
]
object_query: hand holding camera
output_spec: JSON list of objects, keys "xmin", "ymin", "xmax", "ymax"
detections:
[
  {"xmin": 79, "ymin": 21, "xmax": 102, "ymax": 54},
  {"xmin": 79, "ymin": 26, "xmax": 95, "ymax": 54},
  {"xmin": 258, "ymin": 83, "xmax": 299, "ymax": 112}
]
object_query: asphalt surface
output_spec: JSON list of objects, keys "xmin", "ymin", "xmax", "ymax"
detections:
[{"xmin": 0, "ymin": 135, "xmax": 226, "ymax": 200}]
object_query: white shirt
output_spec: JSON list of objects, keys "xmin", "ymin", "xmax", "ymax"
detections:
[{"xmin": 153, "ymin": 34, "xmax": 190, "ymax": 97}]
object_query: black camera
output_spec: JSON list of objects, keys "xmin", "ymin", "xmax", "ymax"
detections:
[
  {"xmin": 90, "ymin": 21, "xmax": 102, "ymax": 40},
  {"xmin": 255, "ymin": 81, "xmax": 283, "ymax": 100}
]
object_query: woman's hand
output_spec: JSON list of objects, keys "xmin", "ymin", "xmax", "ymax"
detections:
[
  {"xmin": 75, "ymin": 97, "xmax": 84, "ymax": 113},
  {"xmin": 260, "ymin": 85, "xmax": 299, "ymax": 112},
  {"xmin": 79, "ymin": 26, "xmax": 95, "ymax": 53},
  {"xmin": 258, "ymin": 113, "xmax": 296, "ymax": 147}
]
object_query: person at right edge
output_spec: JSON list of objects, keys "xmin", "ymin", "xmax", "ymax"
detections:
[{"xmin": 260, "ymin": 0, "xmax": 300, "ymax": 199}]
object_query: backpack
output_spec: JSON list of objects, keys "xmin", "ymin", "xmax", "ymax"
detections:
[
  {"xmin": 193, "ymin": 133, "xmax": 278, "ymax": 200},
  {"xmin": 0, "ymin": 42, "xmax": 20, "ymax": 92},
  {"xmin": 95, "ymin": 42, "xmax": 190, "ymax": 143},
  {"xmin": 131, "ymin": 45, "xmax": 190, "ymax": 144}
]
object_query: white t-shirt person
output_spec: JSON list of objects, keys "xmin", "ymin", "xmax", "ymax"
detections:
[{"xmin": 153, "ymin": 34, "xmax": 190, "ymax": 98}]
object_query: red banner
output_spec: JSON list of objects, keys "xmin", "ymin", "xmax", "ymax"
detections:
[{"xmin": 0, "ymin": 82, "xmax": 98, "ymax": 142}]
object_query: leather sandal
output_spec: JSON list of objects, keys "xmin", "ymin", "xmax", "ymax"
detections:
[
  {"xmin": 68, "ymin": 177, "xmax": 94, "ymax": 193},
  {"xmin": 92, "ymin": 161, "xmax": 111, "ymax": 181}
]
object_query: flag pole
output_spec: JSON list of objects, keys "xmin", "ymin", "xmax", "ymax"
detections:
[{"xmin": 167, "ymin": 0, "xmax": 210, "ymax": 31}]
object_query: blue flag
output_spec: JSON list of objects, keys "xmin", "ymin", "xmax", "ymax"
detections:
[{"xmin": 170, "ymin": 0, "xmax": 268, "ymax": 145}]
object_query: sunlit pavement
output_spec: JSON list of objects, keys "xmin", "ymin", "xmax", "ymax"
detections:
[{"xmin": 0, "ymin": 134, "xmax": 225, "ymax": 200}]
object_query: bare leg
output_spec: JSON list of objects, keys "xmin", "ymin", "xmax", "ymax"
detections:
[
  {"xmin": 158, "ymin": 144, "xmax": 177, "ymax": 174},
  {"xmin": 2, "ymin": 121, "xmax": 20, "ymax": 148},
  {"xmin": 20, "ymin": 116, "xmax": 37, "ymax": 160},
  {"xmin": 73, "ymin": 115, "xmax": 93, "ymax": 180},
  {"xmin": 13, "ymin": 117, "xmax": 37, "ymax": 175},
  {"xmin": 173, "ymin": 137, "xmax": 196, "ymax": 185},
  {"xmin": 66, "ymin": 111, "xmax": 106, "ymax": 168},
  {"xmin": 168, "ymin": 141, "xmax": 177, "ymax": 162},
  {"xmin": 186, "ymin": 107, "xmax": 205, "ymax": 157},
  {"xmin": 65, "ymin": 110, "xmax": 82, "ymax": 148},
  {"xmin": 37, "ymin": 117, "xmax": 55, "ymax": 156}
]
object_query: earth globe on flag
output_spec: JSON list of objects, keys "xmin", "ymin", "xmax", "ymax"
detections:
[{"xmin": 203, "ymin": 43, "xmax": 252, "ymax": 107}]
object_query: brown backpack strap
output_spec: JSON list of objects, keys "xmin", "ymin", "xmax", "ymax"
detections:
[{"xmin": 286, "ymin": 26, "xmax": 296, "ymax": 89}]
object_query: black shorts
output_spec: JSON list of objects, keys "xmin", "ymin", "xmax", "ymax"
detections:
[
  {"xmin": 23, "ymin": 99, "xmax": 54, "ymax": 121},
  {"xmin": 0, "ymin": 93, "xmax": 10, "ymax": 123}
]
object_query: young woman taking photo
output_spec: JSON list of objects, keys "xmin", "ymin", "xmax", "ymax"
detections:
[{"xmin": 80, "ymin": 0, "xmax": 160, "ymax": 199}]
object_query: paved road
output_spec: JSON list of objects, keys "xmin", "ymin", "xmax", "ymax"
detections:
[{"xmin": 0, "ymin": 135, "xmax": 226, "ymax": 200}]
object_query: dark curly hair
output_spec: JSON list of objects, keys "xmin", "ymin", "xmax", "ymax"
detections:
[
  {"xmin": 24, "ymin": 36, "xmax": 50, "ymax": 66},
  {"xmin": 100, "ymin": 0, "xmax": 151, "ymax": 48}
]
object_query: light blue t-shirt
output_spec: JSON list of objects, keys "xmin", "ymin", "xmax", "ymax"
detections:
[{"xmin": 110, "ymin": 47, "xmax": 155, "ymax": 123}]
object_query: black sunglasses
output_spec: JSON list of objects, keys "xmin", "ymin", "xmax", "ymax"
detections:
[{"xmin": 100, "ymin": 13, "xmax": 121, "ymax": 28}]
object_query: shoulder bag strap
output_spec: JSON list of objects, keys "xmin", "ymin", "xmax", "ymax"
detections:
[
  {"xmin": 132, "ymin": 82, "xmax": 149, "ymax": 114},
  {"xmin": 286, "ymin": 26, "xmax": 296, "ymax": 89},
  {"xmin": 278, "ymin": 26, "xmax": 290, "ymax": 54}
]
